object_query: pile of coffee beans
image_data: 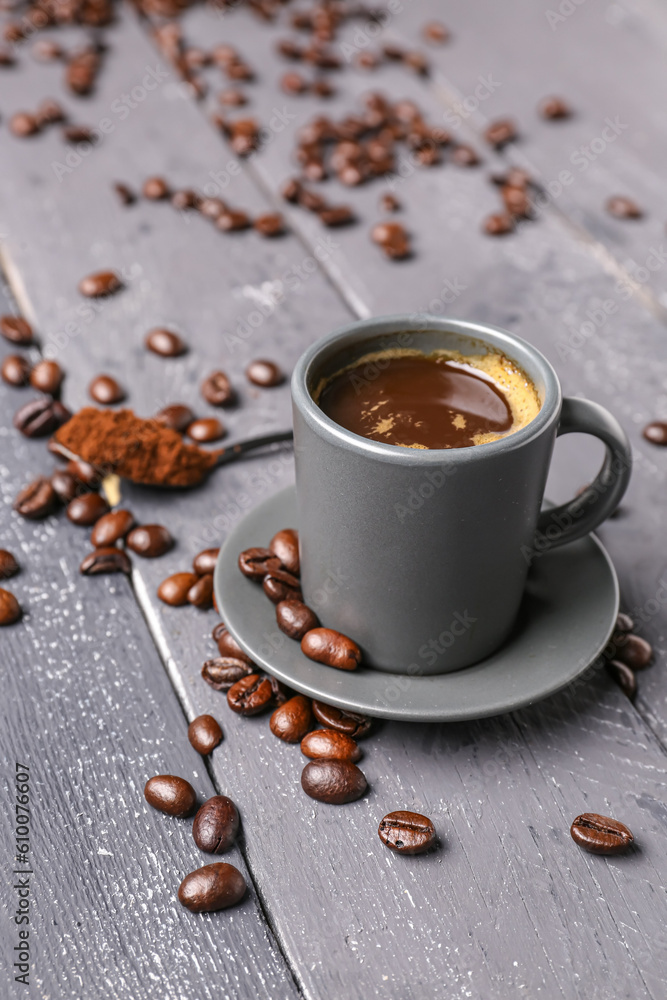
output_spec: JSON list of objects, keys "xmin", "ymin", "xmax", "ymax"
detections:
[
  {"xmin": 157, "ymin": 547, "xmax": 219, "ymax": 610},
  {"xmin": 602, "ymin": 612, "xmax": 653, "ymax": 701}
]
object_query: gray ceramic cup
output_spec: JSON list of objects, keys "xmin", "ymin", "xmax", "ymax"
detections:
[{"xmin": 291, "ymin": 315, "xmax": 631, "ymax": 674}]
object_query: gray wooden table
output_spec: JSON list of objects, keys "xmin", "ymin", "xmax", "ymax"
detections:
[{"xmin": 1, "ymin": 2, "xmax": 667, "ymax": 997}]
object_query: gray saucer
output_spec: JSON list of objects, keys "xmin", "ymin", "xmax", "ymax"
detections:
[{"xmin": 214, "ymin": 486, "xmax": 619, "ymax": 722}]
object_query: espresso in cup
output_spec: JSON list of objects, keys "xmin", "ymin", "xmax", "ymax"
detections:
[{"xmin": 315, "ymin": 348, "xmax": 540, "ymax": 449}]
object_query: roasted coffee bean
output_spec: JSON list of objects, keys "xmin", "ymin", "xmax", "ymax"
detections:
[
  {"xmin": 356, "ymin": 50, "xmax": 380, "ymax": 69},
  {"xmin": 281, "ymin": 70, "xmax": 308, "ymax": 94},
  {"xmin": 89, "ymin": 374, "xmax": 125, "ymax": 404},
  {"xmin": 66, "ymin": 492, "xmax": 110, "ymax": 526},
  {"xmin": 66, "ymin": 458, "xmax": 102, "ymax": 490},
  {"xmin": 178, "ymin": 862, "xmax": 246, "ymax": 912},
  {"xmin": 606, "ymin": 195, "xmax": 642, "ymax": 219},
  {"xmin": 539, "ymin": 95, "xmax": 571, "ymax": 120},
  {"xmin": 263, "ymin": 573, "xmax": 302, "ymax": 604},
  {"xmin": 216, "ymin": 209, "xmax": 251, "ymax": 232},
  {"xmin": 378, "ymin": 810, "xmax": 436, "ymax": 854},
  {"xmin": 126, "ymin": 524, "xmax": 174, "ymax": 558},
  {"xmin": 14, "ymin": 397, "xmax": 70, "ymax": 437},
  {"xmin": 484, "ymin": 118, "xmax": 518, "ymax": 148},
  {"xmin": 1, "ymin": 354, "xmax": 32, "ymax": 386},
  {"xmin": 50, "ymin": 469, "xmax": 78, "ymax": 504},
  {"xmin": 154, "ymin": 403, "xmax": 195, "ymax": 432},
  {"xmin": 501, "ymin": 185, "xmax": 531, "ymax": 219},
  {"xmin": 113, "ymin": 182, "xmax": 136, "ymax": 206},
  {"xmin": 371, "ymin": 222, "xmax": 410, "ymax": 259},
  {"xmin": 192, "ymin": 795, "xmax": 239, "ymax": 853},
  {"xmin": 218, "ymin": 88, "xmax": 247, "ymax": 106},
  {"xmin": 14, "ymin": 477, "xmax": 59, "ymax": 519},
  {"xmin": 301, "ymin": 758, "xmax": 367, "ymax": 804},
  {"xmin": 423, "ymin": 20, "xmax": 449, "ymax": 42},
  {"xmin": 29, "ymin": 360, "xmax": 63, "ymax": 395},
  {"xmin": 268, "ymin": 676, "xmax": 290, "ymax": 706},
  {"xmin": 144, "ymin": 774, "xmax": 197, "ymax": 817},
  {"xmin": 614, "ymin": 633, "xmax": 652, "ymax": 670},
  {"xmin": 570, "ymin": 813, "xmax": 634, "ymax": 855},
  {"xmin": 80, "ymin": 547, "xmax": 132, "ymax": 575},
  {"xmin": 171, "ymin": 189, "xmax": 199, "ymax": 211},
  {"xmin": 312, "ymin": 79, "xmax": 335, "ymax": 98},
  {"xmin": 142, "ymin": 176, "xmax": 170, "ymax": 200},
  {"xmin": 615, "ymin": 612, "xmax": 634, "ymax": 634},
  {"xmin": 10, "ymin": 112, "xmax": 39, "ymax": 137},
  {"xmin": 312, "ymin": 701, "xmax": 371, "ymax": 738},
  {"xmin": 319, "ymin": 205, "xmax": 355, "ymax": 227},
  {"xmin": 200, "ymin": 197, "xmax": 227, "ymax": 220},
  {"xmin": 254, "ymin": 212, "xmax": 285, "ymax": 237},
  {"xmin": 403, "ymin": 50, "xmax": 429, "ymax": 75},
  {"xmin": 301, "ymin": 628, "xmax": 361, "ymax": 671},
  {"xmin": 605, "ymin": 659, "xmax": 637, "ymax": 700},
  {"xmin": 188, "ymin": 715, "xmax": 224, "ymax": 755},
  {"xmin": 188, "ymin": 573, "xmax": 214, "ymax": 609},
  {"xmin": 642, "ymin": 420, "xmax": 667, "ymax": 445},
  {"xmin": 35, "ymin": 98, "xmax": 65, "ymax": 127},
  {"xmin": 63, "ymin": 124, "xmax": 96, "ymax": 145},
  {"xmin": 246, "ymin": 359, "xmax": 284, "ymax": 387},
  {"xmin": 227, "ymin": 673, "xmax": 274, "ymax": 715},
  {"xmin": 90, "ymin": 509, "xmax": 135, "ymax": 548},
  {"xmin": 451, "ymin": 143, "xmax": 480, "ymax": 167},
  {"xmin": 0, "ymin": 551, "xmax": 19, "ymax": 579},
  {"xmin": 0, "ymin": 589, "xmax": 21, "ymax": 626},
  {"xmin": 193, "ymin": 548, "xmax": 219, "ymax": 575},
  {"xmin": 276, "ymin": 599, "xmax": 318, "ymax": 640},
  {"xmin": 202, "ymin": 656, "xmax": 254, "ymax": 691},
  {"xmin": 201, "ymin": 371, "xmax": 234, "ymax": 407},
  {"xmin": 215, "ymin": 627, "xmax": 253, "ymax": 664},
  {"xmin": 238, "ymin": 547, "xmax": 281, "ymax": 580},
  {"xmin": 187, "ymin": 417, "xmax": 226, "ymax": 443},
  {"xmin": 270, "ymin": 695, "xmax": 313, "ymax": 742},
  {"xmin": 301, "ymin": 729, "xmax": 361, "ymax": 762},
  {"xmin": 158, "ymin": 571, "xmax": 198, "ymax": 606},
  {"xmin": 78, "ymin": 270, "xmax": 123, "ymax": 298},
  {"xmin": 33, "ymin": 39, "xmax": 64, "ymax": 60},
  {"xmin": 484, "ymin": 212, "xmax": 514, "ymax": 236},
  {"xmin": 269, "ymin": 527, "xmax": 300, "ymax": 574},
  {"xmin": 145, "ymin": 327, "xmax": 188, "ymax": 357},
  {"xmin": 380, "ymin": 193, "xmax": 400, "ymax": 213}
]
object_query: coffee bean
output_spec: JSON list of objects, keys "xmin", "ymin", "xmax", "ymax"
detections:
[
  {"xmin": 10, "ymin": 111, "xmax": 39, "ymax": 137},
  {"xmin": 483, "ymin": 212, "xmax": 514, "ymax": 236},
  {"xmin": 378, "ymin": 811, "xmax": 436, "ymax": 854},
  {"xmin": 246, "ymin": 359, "xmax": 284, "ymax": 387},
  {"xmin": 201, "ymin": 371, "xmax": 234, "ymax": 407},
  {"xmin": 126, "ymin": 524, "xmax": 174, "ymax": 558},
  {"xmin": 0, "ymin": 589, "xmax": 21, "ymax": 626},
  {"xmin": 269, "ymin": 528, "xmax": 300, "ymax": 575},
  {"xmin": 188, "ymin": 573, "xmax": 214, "ymax": 609},
  {"xmin": 145, "ymin": 328, "xmax": 188, "ymax": 358},
  {"xmin": 270, "ymin": 695, "xmax": 313, "ymax": 742},
  {"xmin": 80, "ymin": 547, "xmax": 132, "ymax": 575},
  {"xmin": 1, "ymin": 354, "xmax": 32, "ymax": 386},
  {"xmin": 50, "ymin": 469, "xmax": 78, "ymax": 504},
  {"xmin": 90, "ymin": 509, "xmax": 135, "ymax": 548},
  {"xmin": 539, "ymin": 96, "xmax": 571, "ymax": 120},
  {"xmin": 403, "ymin": 50, "xmax": 429, "ymax": 75},
  {"xmin": 570, "ymin": 812, "xmax": 634, "ymax": 855},
  {"xmin": 276, "ymin": 600, "xmax": 318, "ymax": 640},
  {"xmin": 154, "ymin": 403, "xmax": 195, "ymax": 432},
  {"xmin": 254, "ymin": 212, "xmax": 285, "ymax": 237},
  {"xmin": 142, "ymin": 176, "xmax": 170, "ymax": 199},
  {"xmin": 29, "ymin": 360, "xmax": 64, "ymax": 395},
  {"xmin": 188, "ymin": 715, "xmax": 223, "ymax": 755},
  {"xmin": 451, "ymin": 143, "xmax": 480, "ymax": 167},
  {"xmin": 319, "ymin": 206, "xmax": 355, "ymax": 227},
  {"xmin": 200, "ymin": 197, "xmax": 228, "ymax": 221},
  {"xmin": 356, "ymin": 50, "xmax": 380, "ymax": 69},
  {"xmin": 301, "ymin": 628, "xmax": 361, "ymax": 671},
  {"xmin": 63, "ymin": 124, "xmax": 96, "ymax": 145},
  {"xmin": 178, "ymin": 862, "xmax": 246, "ymax": 913},
  {"xmin": 192, "ymin": 795, "xmax": 239, "ymax": 853},
  {"xmin": 187, "ymin": 417, "xmax": 226, "ymax": 443},
  {"xmin": 78, "ymin": 271, "xmax": 123, "ymax": 298},
  {"xmin": 615, "ymin": 612, "xmax": 634, "ymax": 634},
  {"xmin": 312, "ymin": 79, "xmax": 335, "ymax": 98},
  {"xmin": 33, "ymin": 39, "xmax": 64, "ymax": 60},
  {"xmin": 312, "ymin": 701, "xmax": 371, "ymax": 738},
  {"xmin": 605, "ymin": 659, "xmax": 637, "ymax": 700},
  {"xmin": 614, "ymin": 633, "xmax": 652, "ymax": 670},
  {"xmin": 193, "ymin": 548, "xmax": 219, "ymax": 576},
  {"xmin": 301, "ymin": 758, "xmax": 367, "ymax": 804},
  {"xmin": 301, "ymin": 729, "xmax": 361, "ymax": 762},
  {"xmin": 380, "ymin": 193, "xmax": 400, "ymax": 213},
  {"xmin": 238, "ymin": 547, "xmax": 281, "ymax": 580},
  {"xmin": 202, "ymin": 656, "xmax": 254, "ymax": 691},
  {"xmin": 606, "ymin": 196, "xmax": 642, "ymax": 219},
  {"xmin": 66, "ymin": 492, "xmax": 110, "ymax": 526},
  {"xmin": 642, "ymin": 421, "xmax": 667, "ymax": 445},
  {"xmin": 501, "ymin": 185, "xmax": 531, "ymax": 219},
  {"xmin": 281, "ymin": 70, "xmax": 308, "ymax": 94},
  {"xmin": 144, "ymin": 774, "xmax": 197, "ymax": 817},
  {"xmin": 35, "ymin": 98, "xmax": 66, "ymax": 127},
  {"xmin": 14, "ymin": 397, "xmax": 71, "ymax": 437},
  {"xmin": 89, "ymin": 374, "xmax": 125, "ymax": 404},
  {"xmin": 114, "ymin": 182, "xmax": 136, "ymax": 206},
  {"xmin": 66, "ymin": 458, "xmax": 103, "ymax": 492},
  {"xmin": 263, "ymin": 572, "xmax": 302, "ymax": 605},
  {"xmin": 370, "ymin": 222, "xmax": 410, "ymax": 259},
  {"xmin": 227, "ymin": 673, "xmax": 274, "ymax": 715},
  {"xmin": 218, "ymin": 88, "xmax": 247, "ymax": 106},
  {"xmin": 214, "ymin": 627, "xmax": 253, "ymax": 664},
  {"xmin": 14, "ymin": 477, "xmax": 59, "ymax": 519},
  {"xmin": 171, "ymin": 189, "xmax": 199, "ymax": 211},
  {"xmin": 422, "ymin": 20, "xmax": 449, "ymax": 43},
  {"xmin": 0, "ymin": 550, "xmax": 20, "ymax": 579},
  {"xmin": 484, "ymin": 118, "xmax": 518, "ymax": 148},
  {"xmin": 158, "ymin": 572, "xmax": 198, "ymax": 605},
  {"xmin": 216, "ymin": 210, "xmax": 252, "ymax": 232}
]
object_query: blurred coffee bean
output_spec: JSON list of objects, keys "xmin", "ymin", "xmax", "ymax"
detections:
[
  {"xmin": 216, "ymin": 209, "xmax": 252, "ymax": 232},
  {"xmin": 218, "ymin": 88, "xmax": 247, "ymax": 106},
  {"xmin": 254, "ymin": 212, "xmax": 285, "ymax": 237},
  {"xmin": 14, "ymin": 397, "xmax": 70, "ymax": 437},
  {"xmin": 199, "ymin": 197, "xmax": 227, "ymax": 220},
  {"xmin": 605, "ymin": 659, "xmax": 637, "ymax": 700},
  {"xmin": 378, "ymin": 811, "xmax": 436, "ymax": 854},
  {"xmin": 113, "ymin": 182, "xmax": 136, "ymax": 205},
  {"xmin": 614, "ymin": 634, "xmax": 652, "ymax": 670},
  {"xmin": 66, "ymin": 458, "xmax": 101, "ymax": 490},
  {"xmin": 270, "ymin": 694, "xmax": 313, "ymax": 742},
  {"xmin": 50, "ymin": 469, "xmax": 78, "ymax": 504},
  {"xmin": 450, "ymin": 144, "xmax": 480, "ymax": 167},
  {"xmin": 78, "ymin": 271, "xmax": 122, "ymax": 298},
  {"xmin": 90, "ymin": 509, "xmax": 135, "ymax": 548},
  {"xmin": 158, "ymin": 572, "xmax": 198, "ymax": 605},
  {"xmin": 177, "ymin": 863, "xmax": 246, "ymax": 912},
  {"xmin": 14, "ymin": 477, "xmax": 58, "ymax": 519},
  {"xmin": 312, "ymin": 701, "xmax": 371, "ymax": 738},
  {"xmin": 484, "ymin": 118, "xmax": 518, "ymax": 147},
  {"xmin": 227, "ymin": 673, "xmax": 274, "ymax": 715},
  {"xmin": 33, "ymin": 39, "xmax": 63, "ymax": 61},
  {"xmin": 371, "ymin": 221, "xmax": 410, "ymax": 259},
  {"xmin": 201, "ymin": 371, "xmax": 234, "ymax": 406},
  {"xmin": 154, "ymin": 404, "xmax": 194, "ymax": 433},
  {"xmin": 193, "ymin": 548, "xmax": 219, "ymax": 575},
  {"xmin": 188, "ymin": 573, "xmax": 214, "ymax": 609},
  {"xmin": 570, "ymin": 813, "xmax": 634, "ymax": 855},
  {"xmin": 192, "ymin": 796, "xmax": 239, "ymax": 853},
  {"xmin": 238, "ymin": 547, "xmax": 281, "ymax": 580},
  {"xmin": 29, "ymin": 360, "xmax": 64, "ymax": 395},
  {"xmin": 380, "ymin": 193, "xmax": 400, "ymax": 212},
  {"xmin": 501, "ymin": 185, "xmax": 531, "ymax": 219},
  {"xmin": 126, "ymin": 525, "xmax": 174, "ymax": 558},
  {"xmin": 35, "ymin": 98, "xmax": 65, "ymax": 127},
  {"xmin": 80, "ymin": 547, "xmax": 132, "ymax": 575},
  {"xmin": 301, "ymin": 729, "xmax": 361, "ymax": 762},
  {"xmin": 202, "ymin": 656, "xmax": 253, "ymax": 691},
  {"xmin": 89, "ymin": 374, "xmax": 125, "ymax": 404},
  {"xmin": 301, "ymin": 628, "xmax": 361, "ymax": 670},
  {"xmin": 281, "ymin": 70, "xmax": 308, "ymax": 94},
  {"xmin": 319, "ymin": 205, "xmax": 355, "ymax": 227},
  {"xmin": 188, "ymin": 715, "xmax": 223, "ymax": 755},
  {"xmin": 276, "ymin": 599, "xmax": 318, "ymax": 640},
  {"xmin": 0, "ymin": 550, "xmax": 20, "ymax": 579},
  {"xmin": 1, "ymin": 315, "xmax": 34, "ymax": 345},
  {"xmin": 187, "ymin": 417, "xmax": 226, "ymax": 443},
  {"xmin": 63, "ymin": 125, "xmax": 96, "ymax": 145},
  {"xmin": 10, "ymin": 112, "xmax": 39, "ymax": 137},
  {"xmin": 66, "ymin": 493, "xmax": 110, "ymax": 526},
  {"xmin": 1, "ymin": 354, "xmax": 32, "ymax": 386},
  {"xmin": 145, "ymin": 328, "xmax": 188, "ymax": 357},
  {"xmin": 171, "ymin": 189, "xmax": 199, "ymax": 211},
  {"xmin": 642, "ymin": 421, "xmax": 667, "ymax": 445},
  {"xmin": 144, "ymin": 774, "xmax": 197, "ymax": 817},
  {"xmin": 0, "ymin": 589, "xmax": 21, "ymax": 626},
  {"xmin": 422, "ymin": 21, "xmax": 449, "ymax": 43},
  {"xmin": 143, "ymin": 176, "xmax": 170, "ymax": 199},
  {"xmin": 539, "ymin": 96, "xmax": 572, "ymax": 120},
  {"xmin": 606, "ymin": 196, "xmax": 642, "ymax": 219},
  {"xmin": 615, "ymin": 612, "xmax": 634, "ymax": 633},
  {"xmin": 301, "ymin": 758, "xmax": 367, "ymax": 804},
  {"xmin": 484, "ymin": 213, "xmax": 514, "ymax": 236},
  {"xmin": 246, "ymin": 359, "xmax": 284, "ymax": 387}
]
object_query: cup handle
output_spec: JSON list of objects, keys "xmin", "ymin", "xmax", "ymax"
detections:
[{"xmin": 534, "ymin": 397, "xmax": 632, "ymax": 552}]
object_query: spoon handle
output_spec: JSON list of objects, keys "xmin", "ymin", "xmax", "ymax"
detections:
[{"xmin": 214, "ymin": 429, "xmax": 294, "ymax": 468}]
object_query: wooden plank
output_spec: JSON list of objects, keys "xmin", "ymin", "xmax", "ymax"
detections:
[{"xmin": 0, "ymin": 280, "xmax": 301, "ymax": 999}]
